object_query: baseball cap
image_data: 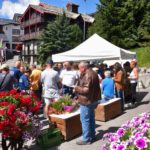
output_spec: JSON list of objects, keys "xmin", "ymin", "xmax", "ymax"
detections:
[
  {"xmin": 0, "ymin": 64, "xmax": 9, "ymax": 70},
  {"xmin": 47, "ymin": 60, "xmax": 54, "ymax": 65}
]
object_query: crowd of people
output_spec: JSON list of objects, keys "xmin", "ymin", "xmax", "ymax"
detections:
[{"xmin": 0, "ymin": 59, "xmax": 139, "ymax": 145}]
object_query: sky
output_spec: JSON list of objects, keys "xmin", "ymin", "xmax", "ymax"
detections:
[{"xmin": 0, "ymin": 0, "xmax": 99, "ymax": 19}]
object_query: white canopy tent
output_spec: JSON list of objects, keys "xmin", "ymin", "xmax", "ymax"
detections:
[{"xmin": 52, "ymin": 33, "xmax": 136, "ymax": 62}]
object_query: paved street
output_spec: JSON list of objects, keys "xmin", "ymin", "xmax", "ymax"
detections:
[{"xmin": 28, "ymin": 87, "xmax": 150, "ymax": 150}]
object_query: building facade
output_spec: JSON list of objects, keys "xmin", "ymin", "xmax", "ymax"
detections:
[
  {"xmin": 20, "ymin": 2, "xmax": 94, "ymax": 64},
  {"xmin": 0, "ymin": 14, "xmax": 23, "ymax": 54}
]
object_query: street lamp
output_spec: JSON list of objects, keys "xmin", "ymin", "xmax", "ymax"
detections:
[{"xmin": 83, "ymin": 0, "xmax": 87, "ymax": 40}]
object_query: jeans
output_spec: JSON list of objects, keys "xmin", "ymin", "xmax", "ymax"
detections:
[
  {"xmin": 80, "ymin": 102, "xmax": 97, "ymax": 142},
  {"xmin": 116, "ymin": 89, "xmax": 124, "ymax": 110},
  {"xmin": 100, "ymin": 96, "xmax": 113, "ymax": 104},
  {"xmin": 130, "ymin": 83, "xmax": 137, "ymax": 104},
  {"xmin": 62, "ymin": 85, "xmax": 74, "ymax": 97}
]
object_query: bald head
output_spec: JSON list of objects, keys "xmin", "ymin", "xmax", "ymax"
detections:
[
  {"xmin": 65, "ymin": 61, "xmax": 71, "ymax": 70},
  {"xmin": 15, "ymin": 61, "xmax": 21, "ymax": 69}
]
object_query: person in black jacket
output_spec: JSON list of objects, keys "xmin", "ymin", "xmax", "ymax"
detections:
[{"xmin": 0, "ymin": 64, "xmax": 15, "ymax": 92}]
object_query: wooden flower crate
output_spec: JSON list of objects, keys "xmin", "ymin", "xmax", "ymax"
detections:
[
  {"xmin": 49, "ymin": 109, "xmax": 82, "ymax": 140},
  {"xmin": 95, "ymin": 98, "xmax": 122, "ymax": 122}
]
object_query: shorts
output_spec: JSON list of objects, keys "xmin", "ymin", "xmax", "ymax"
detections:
[
  {"xmin": 44, "ymin": 98, "xmax": 54, "ymax": 105},
  {"xmin": 44, "ymin": 89, "xmax": 60, "ymax": 99}
]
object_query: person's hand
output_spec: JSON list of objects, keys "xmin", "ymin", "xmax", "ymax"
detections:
[{"xmin": 73, "ymin": 86, "xmax": 76, "ymax": 93}]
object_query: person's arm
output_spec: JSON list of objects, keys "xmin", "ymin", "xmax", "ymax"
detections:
[
  {"xmin": 113, "ymin": 71, "xmax": 123, "ymax": 83},
  {"xmin": 101, "ymin": 80, "xmax": 104, "ymax": 92},
  {"xmin": 133, "ymin": 68, "xmax": 138, "ymax": 79},
  {"xmin": 59, "ymin": 70, "xmax": 64, "ymax": 83},
  {"xmin": 40, "ymin": 71, "xmax": 45, "ymax": 84},
  {"xmin": 30, "ymin": 73, "xmax": 33, "ymax": 82},
  {"xmin": 56, "ymin": 73, "xmax": 62, "ymax": 89},
  {"xmin": 75, "ymin": 75, "xmax": 91, "ymax": 94},
  {"xmin": 24, "ymin": 77, "xmax": 30, "ymax": 89}
]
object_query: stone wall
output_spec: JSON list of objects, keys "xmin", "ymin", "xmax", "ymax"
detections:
[{"xmin": 138, "ymin": 74, "xmax": 150, "ymax": 88}]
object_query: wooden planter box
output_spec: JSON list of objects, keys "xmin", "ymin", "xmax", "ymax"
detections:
[
  {"xmin": 49, "ymin": 109, "xmax": 82, "ymax": 140},
  {"xmin": 95, "ymin": 98, "xmax": 122, "ymax": 122}
]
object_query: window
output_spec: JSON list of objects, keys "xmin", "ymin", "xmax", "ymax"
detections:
[{"xmin": 12, "ymin": 29, "xmax": 20, "ymax": 35}]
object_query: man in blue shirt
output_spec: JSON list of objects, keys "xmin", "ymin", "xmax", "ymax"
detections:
[
  {"xmin": 101, "ymin": 70, "xmax": 114, "ymax": 103},
  {"xmin": 10, "ymin": 61, "xmax": 22, "ymax": 88},
  {"xmin": 19, "ymin": 70, "xmax": 30, "ymax": 91}
]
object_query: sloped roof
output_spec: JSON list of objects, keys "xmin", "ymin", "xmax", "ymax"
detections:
[
  {"xmin": 81, "ymin": 14, "xmax": 95, "ymax": 23},
  {"xmin": 0, "ymin": 18, "xmax": 19, "ymax": 25},
  {"xmin": 21, "ymin": 3, "xmax": 94, "ymax": 23}
]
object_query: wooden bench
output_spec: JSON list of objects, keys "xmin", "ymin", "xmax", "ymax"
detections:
[
  {"xmin": 49, "ymin": 109, "xmax": 82, "ymax": 140},
  {"xmin": 95, "ymin": 98, "xmax": 122, "ymax": 122}
]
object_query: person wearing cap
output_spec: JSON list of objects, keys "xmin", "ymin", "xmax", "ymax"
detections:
[
  {"xmin": 19, "ymin": 69, "xmax": 30, "ymax": 91},
  {"xmin": 41, "ymin": 60, "xmax": 61, "ymax": 118},
  {"xmin": 101, "ymin": 70, "xmax": 115, "ymax": 103},
  {"xmin": 0, "ymin": 64, "xmax": 15, "ymax": 91}
]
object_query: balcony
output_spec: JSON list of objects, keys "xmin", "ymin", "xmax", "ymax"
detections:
[
  {"xmin": 12, "ymin": 36, "xmax": 21, "ymax": 42},
  {"xmin": 21, "ymin": 17, "xmax": 44, "ymax": 27},
  {"xmin": 20, "ymin": 31, "xmax": 42, "ymax": 41}
]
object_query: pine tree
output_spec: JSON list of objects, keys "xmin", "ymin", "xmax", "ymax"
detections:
[
  {"xmin": 88, "ymin": 0, "xmax": 150, "ymax": 49},
  {"xmin": 89, "ymin": 0, "xmax": 123, "ymax": 46},
  {"xmin": 137, "ymin": 1, "xmax": 150, "ymax": 46},
  {"xmin": 38, "ymin": 14, "xmax": 82, "ymax": 64}
]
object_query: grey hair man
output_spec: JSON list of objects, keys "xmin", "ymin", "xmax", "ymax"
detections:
[
  {"xmin": 101, "ymin": 70, "xmax": 115, "ymax": 103},
  {"xmin": 74, "ymin": 61, "xmax": 101, "ymax": 145}
]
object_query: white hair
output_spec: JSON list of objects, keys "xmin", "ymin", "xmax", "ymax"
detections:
[
  {"xmin": 79, "ymin": 61, "xmax": 89, "ymax": 68},
  {"xmin": 104, "ymin": 71, "xmax": 111, "ymax": 77}
]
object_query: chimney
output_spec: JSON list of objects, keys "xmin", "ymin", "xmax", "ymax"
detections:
[{"xmin": 66, "ymin": 2, "xmax": 79, "ymax": 13}]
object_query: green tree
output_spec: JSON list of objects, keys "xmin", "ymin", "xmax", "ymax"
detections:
[
  {"xmin": 38, "ymin": 14, "xmax": 82, "ymax": 64},
  {"xmin": 137, "ymin": 1, "xmax": 150, "ymax": 47},
  {"xmin": 89, "ymin": 0, "xmax": 150, "ymax": 49},
  {"xmin": 89, "ymin": 0, "xmax": 123, "ymax": 46}
]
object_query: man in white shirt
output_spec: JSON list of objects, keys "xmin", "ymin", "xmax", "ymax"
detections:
[{"xmin": 60, "ymin": 62, "xmax": 78, "ymax": 97}]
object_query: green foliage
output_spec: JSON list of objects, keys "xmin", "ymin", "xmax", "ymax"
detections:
[
  {"xmin": 38, "ymin": 14, "xmax": 82, "ymax": 64},
  {"xmin": 121, "ymin": 128, "xmax": 131, "ymax": 141},
  {"xmin": 131, "ymin": 47, "xmax": 150, "ymax": 67},
  {"xmin": 0, "ymin": 96, "xmax": 19, "ymax": 106},
  {"xmin": 51, "ymin": 95, "xmax": 73, "ymax": 113},
  {"xmin": 89, "ymin": 0, "xmax": 150, "ymax": 49}
]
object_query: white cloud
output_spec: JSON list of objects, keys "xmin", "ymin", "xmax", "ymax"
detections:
[{"xmin": 0, "ymin": 0, "xmax": 40, "ymax": 19}]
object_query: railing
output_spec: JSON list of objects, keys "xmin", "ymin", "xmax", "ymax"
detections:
[
  {"xmin": 20, "ymin": 31, "xmax": 42, "ymax": 41},
  {"xmin": 21, "ymin": 17, "xmax": 44, "ymax": 27},
  {"xmin": 12, "ymin": 36, "xmax": 20, "ymax": 42}
]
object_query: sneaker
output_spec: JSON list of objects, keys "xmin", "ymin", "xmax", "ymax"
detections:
[
  {"xmin": 91, "ymin": 137, "xmax": 97, "ymax": 143},
  {"xmin": 76, "ymin": 140, "xmax": 91, "ymax": 145}
]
